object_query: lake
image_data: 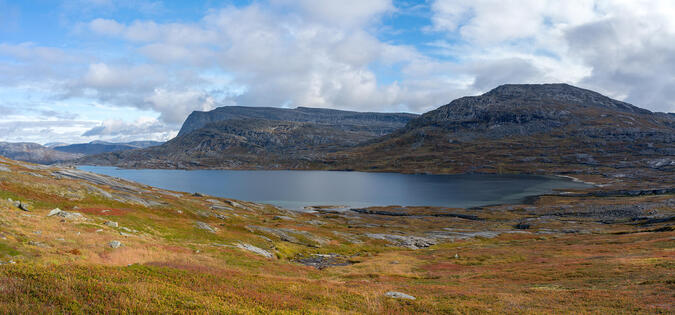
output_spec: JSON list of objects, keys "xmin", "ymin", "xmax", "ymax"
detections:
[{"xmin": 78, "ymin": 166, "xmax": 591, "ymax": 210}]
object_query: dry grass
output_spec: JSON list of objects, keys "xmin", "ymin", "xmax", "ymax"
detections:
[{"xmin": 0, "ymin": 157, "xmax": 672, "ymax": 313}]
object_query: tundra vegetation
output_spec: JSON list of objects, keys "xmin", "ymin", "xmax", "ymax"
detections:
[{"xmin": 0, "ymin": 155, "xmax": 672, "ymax": 314}]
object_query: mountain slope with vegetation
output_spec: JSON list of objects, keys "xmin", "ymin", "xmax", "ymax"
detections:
[
  {"xmin": 0, "ymin": 155, "xmax": 672, "ymax": 313},
  {"xmin": 78, "ymin": 84, "xmax": 675, "ymax": 188},
  {"xmin": 331, "ymin": 84, "xmax": 675, "ymax": 187}
]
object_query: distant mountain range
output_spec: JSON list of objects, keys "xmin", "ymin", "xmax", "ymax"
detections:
[
  {"xmin": 0, "ymin": 140, "xmax": 163, "ymax": 164},
  {"xmin": 52, "ymin": 140, "xmax": 163, "ymax": 155},
  {"xmin": 68, "ymin": 84, "xmax": 675, "ymax": 181},
  {"xmin": 0, "ymin": 142, "xmax": 83, "ymax": 164}
]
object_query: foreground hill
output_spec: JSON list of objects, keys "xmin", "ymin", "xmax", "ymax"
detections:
[
  {"xmin": 78, "ymin": 107, "xmax": 418, "ymax": 168},
  {"xmin": 0, "ymin": 155, "xmax": 672, "ymax": 313},
  {"xmin": 333, "ymin": 84, "xmax": 675, "ymax": 185},
  {"xmin": 0, "ymin": 142, "xmax": 82, "ymax": 164},
  {"xmin": 53, "ymin": 140, "xmax": 163, "ymax": 155}
]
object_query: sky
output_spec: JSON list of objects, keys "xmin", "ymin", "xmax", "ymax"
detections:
[{"xmin": 0, "ymin": 0, "xmax": 674, "ymax": 144}]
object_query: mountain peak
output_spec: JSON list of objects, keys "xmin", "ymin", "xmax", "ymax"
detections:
[{"xmin": 483, "ymin": 83, "xmax": 649, "ymax": 114}]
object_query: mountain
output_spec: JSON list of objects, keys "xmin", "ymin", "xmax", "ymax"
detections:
[
  {"xmin": 335, "ymin": 84, "xmax": 674, "ymax": 179},
  {"xmin": 77, "ymin": 84, "xmax": 675, "ymax": 185},
  {"xmin": 44, "ymin": 142, "xmax": 69, "ymax": 148},
  {"xmin": 0, "ymin": 142, "xmax": 82, "ymax": 164},
  {"xmin": 178, "ymin": 106, "xmax": 418, "ymax": 136},
  {"xmin": 53, "ymin": 140, "xmax": 163, "ymax": 155},
  {"xmin": 78, "ymin": 107, "xmax": 418, "ymax": 168},
  {"xmin": 123, "ymin": 140, "xmax": 164, "ymax": 148}
]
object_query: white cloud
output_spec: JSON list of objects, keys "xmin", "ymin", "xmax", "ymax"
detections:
[
  {"xmin": 2, "ymin": 1, "xmax": 674, "ymax": 145},
  {"xmin": 82, "ymin": 117, "xmax": 175, "ymax": 141},
  {"xmin": 428, "ymin": 0, "xmax": 675, "ymax": 112},
  {"xmin": 144, "ymin": 89, "xmax": 216, "ymax": 124},
  {"xmin": 270, "ymin": 0, "xmax": 394, "ymax": 28},
  {"xmin": 88, "ymin": 18, "xmax": 124, "ymax": 36},
  {"xmin": 82, "ymin": 63, "xmax": 162, "ymax": 89}
]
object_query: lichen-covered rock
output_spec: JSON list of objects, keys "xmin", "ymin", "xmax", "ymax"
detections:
[
  {"xmin": 385, "ymin": 291, "xmax": 416, "ymax": 300},
  {"xmin": 195, "ymin": 221, "xmax": 217, "ymax": 233},
  {"xmin": 366, "ymin": 234, "xmax": 436, "ymax": 249},
  {"xmin": 47, "ymin": 208, "xmax": 85, "ymax": 220},
  {"xmin": 236, "ymin": 243, "xmax": 273, "ymax": 259}
]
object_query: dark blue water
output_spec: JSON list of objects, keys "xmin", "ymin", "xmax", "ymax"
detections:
[{"xmin": 78, "ymin": 166, "xmax": 591, "ymax": 210}]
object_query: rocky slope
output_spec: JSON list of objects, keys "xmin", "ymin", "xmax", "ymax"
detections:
[
  {"xmin": 332, "ymin": 84, "xmax": 675, "ymax": 186},
  {"xmin": 79, "ymin": 118, "xmax": 398, "ymax": 169},
  {"xmin": 0, "ymin": 142, "xmax": 82, "ymax": 164},
  {"xmin": 177, "ymin": 106, "xmax": 418, "ymax": 136},
  {"xmin": 78, "ymin": 107, "xmax": 418, "ymax": 168}
]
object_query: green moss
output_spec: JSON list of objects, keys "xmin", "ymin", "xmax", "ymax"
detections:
[{"xmin": 0, "ymin": 242, "xmax": 20, "ymax": 257}]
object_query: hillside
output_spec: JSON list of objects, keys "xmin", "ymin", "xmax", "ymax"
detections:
[
  {"xmin": 0, "ymin": 142, "xmax": 82, "ymax": 164},
  {"xmin": 78, "ymin": 107, "xmax": 418, "ymax": 169},
  {"xmin": 332, "ymin": 84, "xmax": 675, "ymax": 186},
  {"xmin": 0, "ymin": 155, "xmax": 672, "ymax": 313}
]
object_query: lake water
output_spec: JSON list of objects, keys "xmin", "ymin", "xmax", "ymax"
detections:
[{"xmin": 78, "ymin": 166, "xmax": 591, "ymax": 210}]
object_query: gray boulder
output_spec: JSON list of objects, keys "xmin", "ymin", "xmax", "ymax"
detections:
[
  {"xmin": 109, "ymin": 240, "xmax": 122, "ymax": 248},
  {"xmin": 385, "ymin": 291, "xmax": 416, "ymax": 300},
  {"xmin": 47, "ymin": 208, "xmax": 85, "ymax": 220}
]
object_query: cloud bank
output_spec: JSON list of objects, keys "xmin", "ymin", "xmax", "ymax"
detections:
[{"xmin": 0, "ymin": 0, "xmax": 673, "ymax": 143}]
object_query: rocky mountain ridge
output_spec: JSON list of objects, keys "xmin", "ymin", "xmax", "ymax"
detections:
[
  {"xmin": 76, "ymin": 84, "xmax": 675, "ymax": 188},
  {"xmin": 178, "ymin": 106, "xmax": 418, "ymax": 136},
  {"xmin": 331, "ymin": 84, "xmax": 674, "ymax": 186},
  {"xmin": 53, "ymin": 140, "xmax": 163, "ymax": 155},
  {"xmin": 0, "ymin": 142, "xmax": 83, "ymax": 164},
  {"xmin": 78, "ymin": 107, "xmax": 419, "ymax": 168}
]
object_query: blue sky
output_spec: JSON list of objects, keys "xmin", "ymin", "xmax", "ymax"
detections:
[{"xmin": 1, "ymin": 0, "xmax": 674, "ymax": 144}]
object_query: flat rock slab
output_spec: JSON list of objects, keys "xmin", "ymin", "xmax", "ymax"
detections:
[
  {"xmin": 236, "ymin": 243, "xmax": 274, "ymax": 259},
  {"xmin": 195, "ymin": 221, "xmax": 217, "ymax": 233},
  {"xmin": 366, "ymin": 233, "xmax": 436, "ymax": 249},
  {"xmin": 385, "ymin": 291, "xmax": 416, "ymax": 300}
]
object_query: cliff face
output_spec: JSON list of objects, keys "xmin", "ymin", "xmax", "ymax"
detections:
[
  {"xmin": 83, "ymin": 118, "xmax": 383, "ymax": 169},
  {"xmin": 178, "ymin": 106, "xmax": 418, "ymax": 136},
  {"xmin": 79, "ymin": 107, "xmax": 418, "ymax": 169}
]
